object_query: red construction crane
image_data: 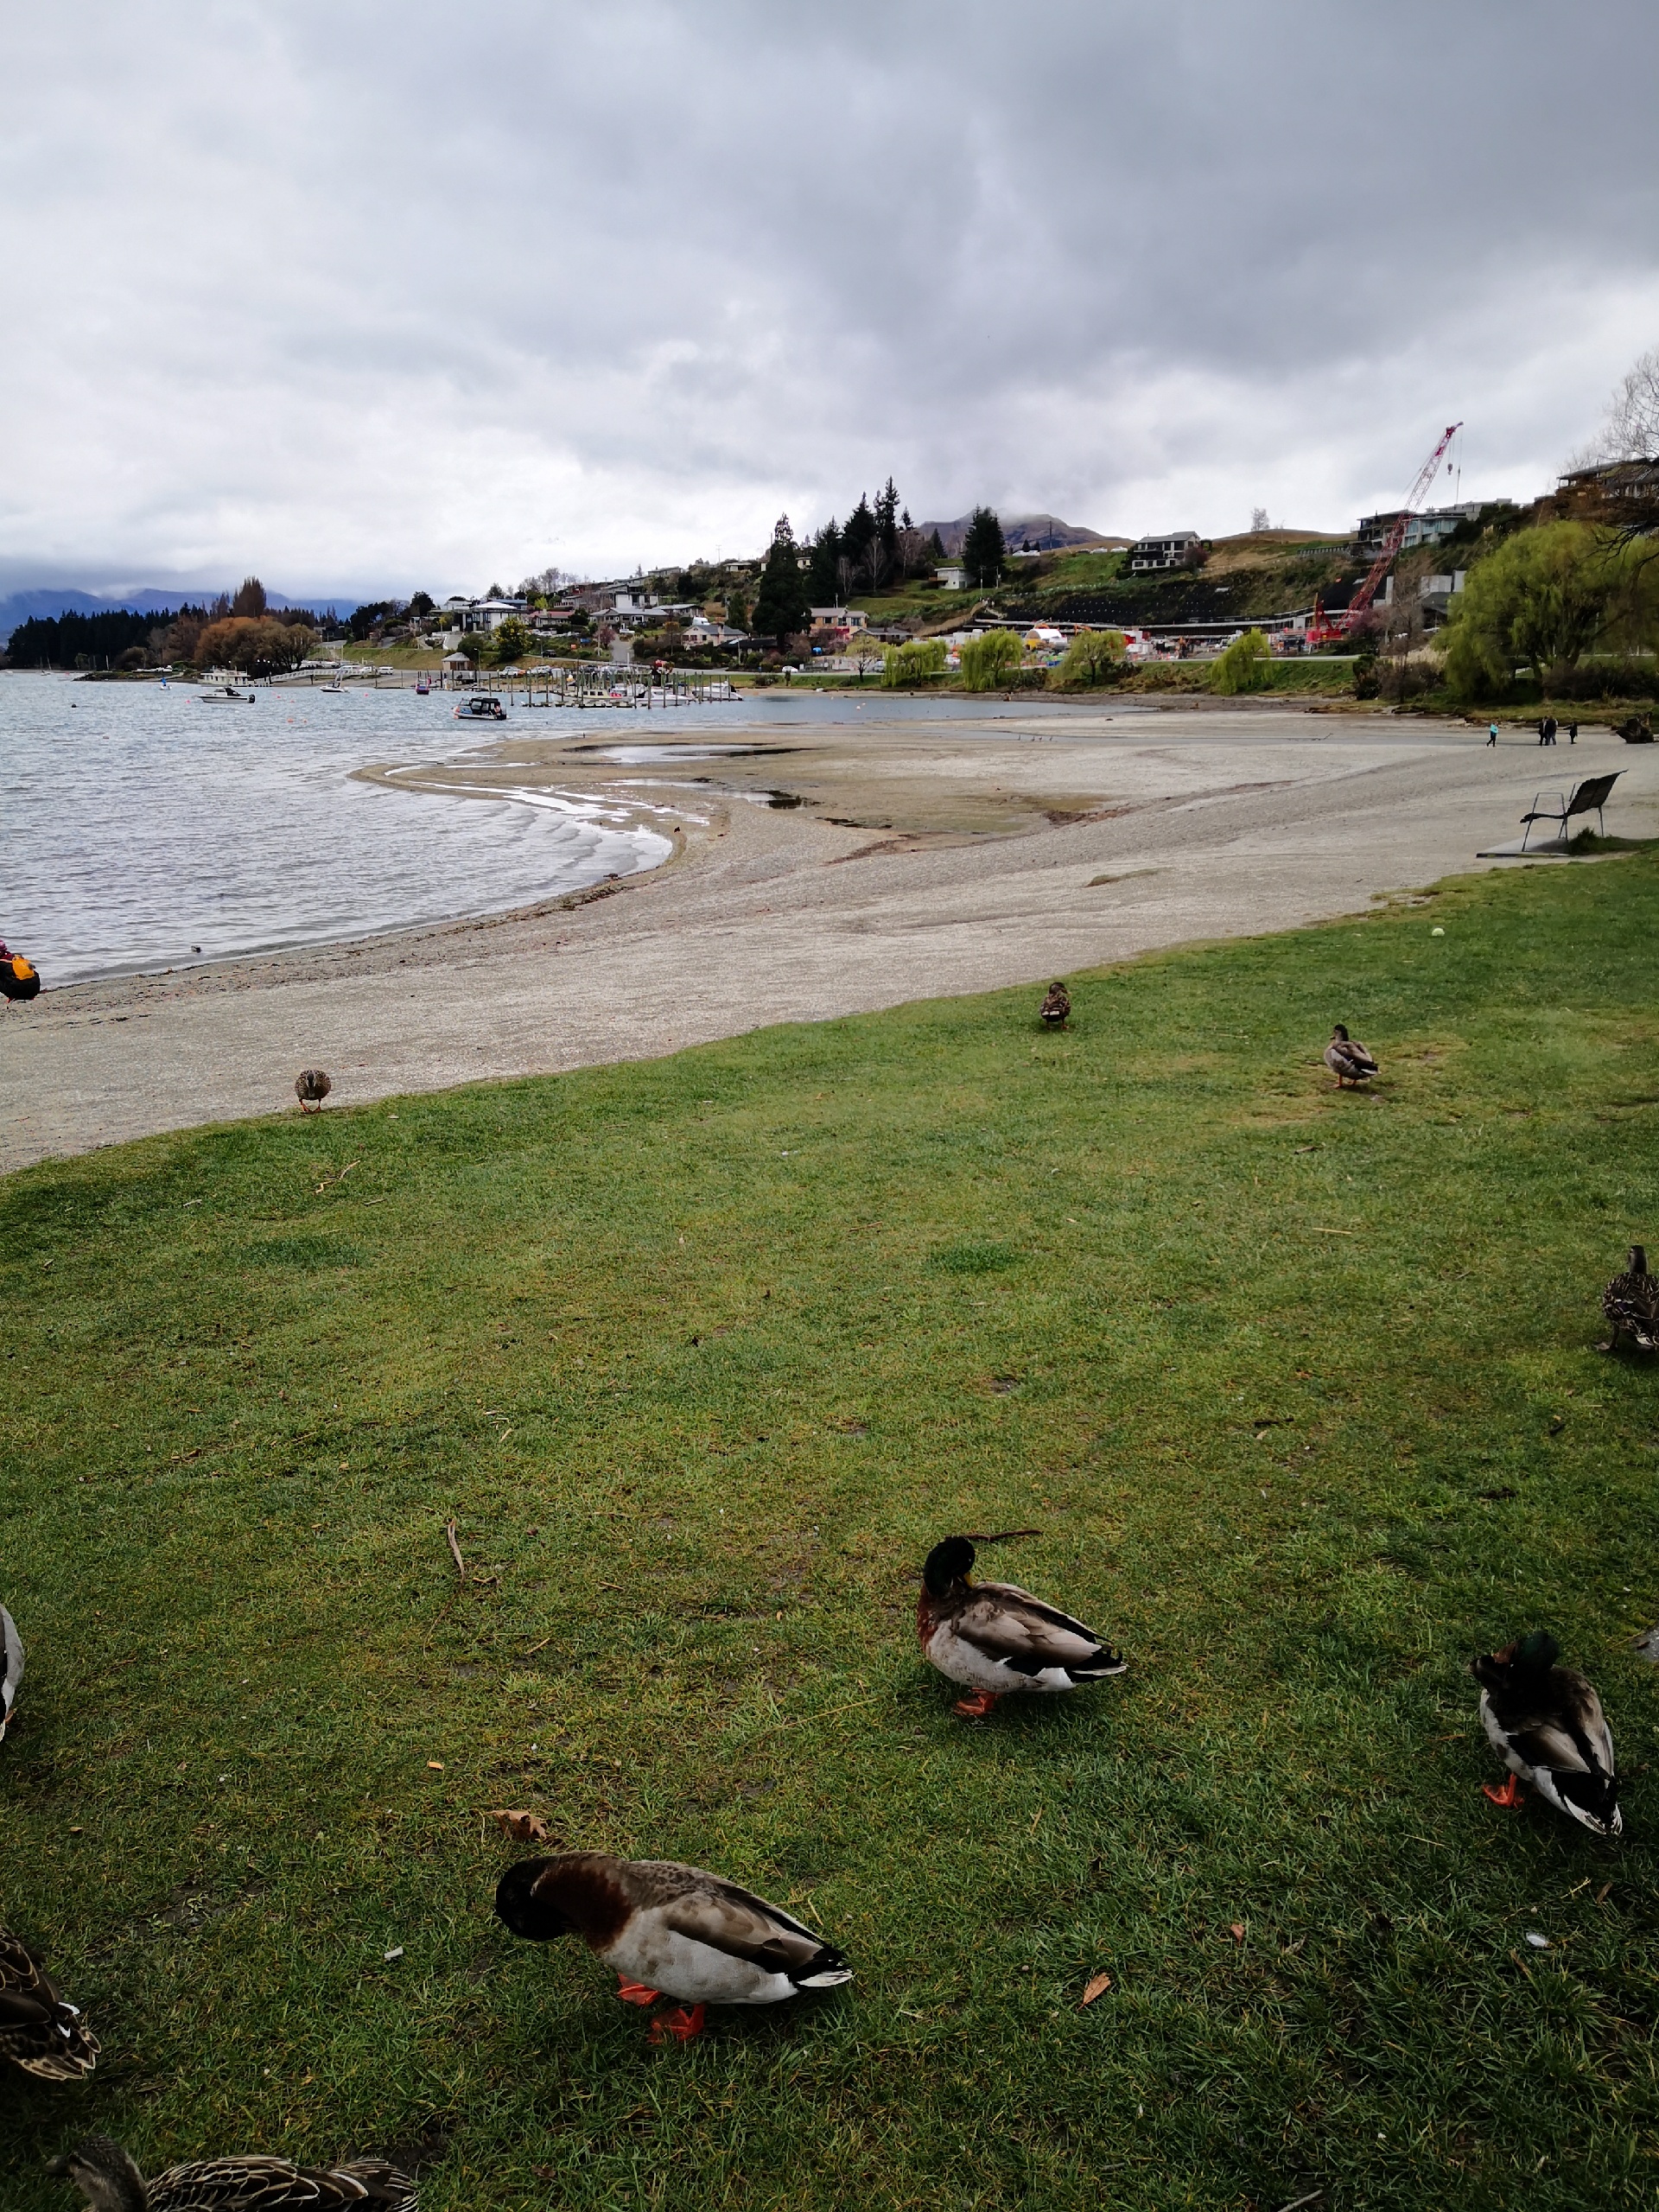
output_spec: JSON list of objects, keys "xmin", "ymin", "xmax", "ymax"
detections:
[{"xmin": 1310, "ymin": 422, "xmax": 1463, "ymax": 645}]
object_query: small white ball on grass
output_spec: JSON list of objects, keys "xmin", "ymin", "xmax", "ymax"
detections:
[{"xmin": 1431, "ymin": 925, "xmax": 1445, "ymax": 936}]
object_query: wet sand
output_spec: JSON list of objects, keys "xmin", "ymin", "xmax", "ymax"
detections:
[{"xmin": 3, "ymin": 703, "xmax": 1650, "ymax": 1174}]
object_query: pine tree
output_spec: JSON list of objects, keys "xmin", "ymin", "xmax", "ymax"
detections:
[
  {"xmin": 875, "ymin": 478, "xmax": 900, "ymax": 563},
  {"xmin": 962, "ymin": 507, "xmax": 1006, "ymax": 587},
  {"xmin": 752, "ymin": 517, "xmax": 811, "ymax": 650},
  {"xmin": 841, "ymin": 493, "xmax": 877, "ymax": 578},
  {"xmin": 807, "ymin": 519, "xmax": 843, "ymax": 603}
]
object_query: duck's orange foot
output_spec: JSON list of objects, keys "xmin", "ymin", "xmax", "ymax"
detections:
[
  {"xmin": 1482, "ymin": 1775, "xmax": 1525, "ymax": 1809},
  {"xmin": 647, "ymin": 2003, "xmax": 707, "ymax": 2044},
  {"xmin": 953, "ymin": 1689, "xmax": 1001, "ymax": 1719},
  {"xmin": 615, "ymin": 1978, "xmax": 662, "ymax": 2006}
]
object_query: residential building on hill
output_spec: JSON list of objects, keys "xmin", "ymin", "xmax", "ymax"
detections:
[
  {"xmin": 1354, "ymin": 501, "xmax": 1494, "ymax": 559},
  {"xmin": 1129, "ymin": 531, "xmax": 1205, "ymax": 573}
]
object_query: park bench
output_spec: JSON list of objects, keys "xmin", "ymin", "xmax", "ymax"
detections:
[{"xmin": 1517, "ymin": 771, "xmax": 1622, "ymax": 851}]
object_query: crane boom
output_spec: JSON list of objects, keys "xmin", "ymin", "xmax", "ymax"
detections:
[{"xmin": 1344, "ymin": 422, "xmax": 1462, "ymax": 622}]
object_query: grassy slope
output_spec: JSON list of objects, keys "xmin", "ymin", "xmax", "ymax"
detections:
[{"xmin": 4, "ymin": 860, "xmax": 1659, "ymax": 2211}]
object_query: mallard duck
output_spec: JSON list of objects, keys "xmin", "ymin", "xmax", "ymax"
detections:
[
  {"xmin": 916, "ymin": 1533, "xmax": 1127, "ymax": 1718},
  {"xmin": 0, "ymin": 1932, "xmax": 99, "ymax": 2078},
  {"xmin": 1324, "ymin": 1024, "xmax": 1378, "ymax": 1087},
  {"xmin": 1039, "ymin": 982, "xmax": 1071, "ymax": 1027},
  {"xmin": 50, "ymin": 2137, "xmax": 416, "ymax": 2209},
  {"xmin": 1, "ymin": 1604, "xmax": 21, "ymax": 1743},
  {"xmin": 1472, "ymin": 1630, "xmax": 1621, "ymax": 1835},
  {"xmin": 295, "ymin": 1068, "xmax": 332, "ymax": 1114},
  {"xmin": 1600, "ymin": 1244, "xmax": 1659, "ymax": 1353},
  {"xmin": 494, "ymin": 1853, "xmax": 853, "ymax": 2044}
]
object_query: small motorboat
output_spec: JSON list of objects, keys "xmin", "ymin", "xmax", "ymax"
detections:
[
  {"xmin": 454, "ymin": 695, "xmax": 507, "ymax": 720},
  {"xmin": 415, "ymin": 676, "xmax": 431, "ymax": 696},
  {"xmin": 318, "ymin": 677, "xmax": 346, "ymax": 693},
  {"xmin": 199, "ymin": 684, "xmax": 255, "ymax": 703}
]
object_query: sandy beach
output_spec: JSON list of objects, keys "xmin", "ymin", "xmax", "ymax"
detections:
[{"xmin": 3, "ymin": 700, "xmax": 1651, "ymax": 1175}]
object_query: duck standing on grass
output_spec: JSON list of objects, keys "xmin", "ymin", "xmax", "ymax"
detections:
[
  {"xmin": 1324, "ymin": 1023, "xmax": 1379, "ymax": 1087},
  {"xmin": 916, "ymin": 1533, "xmax": 1127, "ymax": 1719},
  {"xmin": 49, "ymin": 2136, "xmax": 416, "ymax": 2209},
  {"xmin": 494, "ymin": 1852, "xmax": 853, "ymax": 2044},
  {"xmin": 1, "ymin": 1603, "xmax": 21, "ymax": 1742},
  {"xmin": 295, "ymin": 1068, "xmax": 333, "ymax": 1114},
  {"xmin": 1600, "ymin": 1244, "xmax": 1659, "ymax": 1353},
  {"xmin": 1039, "ymin": 981, "xmax": 1071, "ymax": 1027},
  {"xmin": 0, "ymin": 1932, "xmax": 99, "ymax": 2078},
  {"xmin": 1472, "ymin": 1630, "xmax": 1621, "ymax": 1835}
]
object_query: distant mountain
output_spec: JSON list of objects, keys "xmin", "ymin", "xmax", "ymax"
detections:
[
  {"xmin": 0, "ymin": 584, "xmax": 359, "ymax": 642},
  {"xmin": 919, "ymin": 512, "xmax": 1128, "ymax": 557}
]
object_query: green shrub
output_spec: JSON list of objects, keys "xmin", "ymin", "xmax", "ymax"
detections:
[
  {"xmin": 881, "ymin": 638, "xmax": 947, "ymax": 688},
  {"xmin": 958, "ymin": 628, "xmax": 1022, "ymax": 691},
  {"xmin": 1209, "ymin": 628, "xmax": 1270, "ymax": 694},
  {"xmin": 1052, "ymin": 628, "xmax": 1126, "ymax": 690}
]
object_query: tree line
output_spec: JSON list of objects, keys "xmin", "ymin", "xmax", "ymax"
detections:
[{"xmin": 5, "ymin": 578, "xmax": 328, "ymax": 675}]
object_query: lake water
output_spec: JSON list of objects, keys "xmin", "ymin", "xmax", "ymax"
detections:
[
  {"xmin": 0, "ymin": 676, "xmax": 684, "ymax": 985},
  {"xmin": 0, "ymin": 677, "xmax": 1141, "ymax": 987}
]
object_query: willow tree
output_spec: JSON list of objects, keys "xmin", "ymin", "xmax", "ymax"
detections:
[{"xmin": 1442, "ymin": 523, "xmax": 1658, "ymax": 699}]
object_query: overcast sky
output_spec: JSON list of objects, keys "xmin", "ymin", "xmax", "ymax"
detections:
[{"xmin": 3, "ymin": 1, "xmax": 1656, "ymax": 600}]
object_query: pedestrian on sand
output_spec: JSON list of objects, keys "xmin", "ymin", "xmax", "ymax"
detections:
[
  {"xmin": 1568, "ymin": 721, "xmax": 1578, "ymax": 743},
  {"xmin": 1486, "ymin": 721, "xmax": 1498, "ymax": 747}
]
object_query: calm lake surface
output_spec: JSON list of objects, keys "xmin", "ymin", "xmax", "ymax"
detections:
[{"xmin": 0, "ymin": 676, "xmax": 1151, "ymax": 987}]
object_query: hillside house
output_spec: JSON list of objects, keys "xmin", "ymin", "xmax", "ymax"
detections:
[{"xmin": 1129, "ymin": 531, "xmax": 1205, "ymax": 573}]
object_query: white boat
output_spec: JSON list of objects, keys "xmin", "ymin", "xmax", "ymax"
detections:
[
  {"xmin": 199, "ymin": 684, "xmax": 256, "ymax": 703},
  {"xmin": 454, "ymin": 694, "xmax": 507, "ymax": 721}
]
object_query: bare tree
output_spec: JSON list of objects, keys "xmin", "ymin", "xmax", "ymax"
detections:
[
  {"xmin": 1592, "ymin": 346, "xmax": 1659, "ymax": 461},
  {"xmin": 1250, "ymin": 506, "xmax": 1270, "ymax": 534}
]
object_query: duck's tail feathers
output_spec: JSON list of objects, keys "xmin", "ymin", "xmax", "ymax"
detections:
[
  {"xmin": 1551, "ymin": 1769, "xmax": 1621, "ymax": 1836},
  {"xmin": 1072, "ymin": 1647, "xmax": 1129, "ymax": 1681},
  {"xmin": 792, "ymin": 1943, "xmax": 854, "ymax": 1989}
]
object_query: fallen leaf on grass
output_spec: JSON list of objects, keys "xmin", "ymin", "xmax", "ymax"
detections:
[
  {"xmin": 1079, "ymin": 1970, "xmax": 1113, "ymax": 2005},
  {"xmin": 426, "ymin": 1760, "xmax": 444, "ymax": 1771},
  {"xmin": 1230, "ymin": 1923, "xmax": 1246, "ymax": 1942},
  {"xmin": 489, "ymin": 1809, "xmax": 552, "ymax": 1843}
]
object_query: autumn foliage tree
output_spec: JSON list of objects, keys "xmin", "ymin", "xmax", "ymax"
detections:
[{"xmin": 194, "ymin": 616, "xmax": 317, "ymax": 677}]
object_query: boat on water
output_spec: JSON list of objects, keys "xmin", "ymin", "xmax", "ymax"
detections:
[
  {"xmin": 199, "ymin": 684, "xmax": 256, "ymax": 703},
  {"xmin": 415, "ymin": 676, "xmax": 431, "ymax": 696},
  {"xmin": 318, "ymin": 677, "xmax": 346, "ymax": 693},
  {"xmin": 454, "ymin": 695, "xmax": 507, "ymax": 721}
]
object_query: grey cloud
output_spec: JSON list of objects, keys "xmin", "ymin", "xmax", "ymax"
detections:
[{"xmin": 2, "ymin": 0, "xmax": 1656, "ymax": 593}]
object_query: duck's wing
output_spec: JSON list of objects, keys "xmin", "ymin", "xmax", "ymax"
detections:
[
  {"xmin": 149, "ymin": 2158, "xmax": 385, "ymax": 2209},
  {"xmin": 0, "ymin": 1936, "xmax": 98, "ymax": 2079},
  {"xmin": 1496, "ymin": 1672, "xmax": 1618, "ymax": 1827},
  {"xmin": 0, "ymin": 1607, "xmax": 22, "ymax": 1730},
  {"xmin": 630, "ymin": 1864, "xmax": 848, "ymax": 1983},
  {"xmin": 955, "ymin": 1580, "xmax": 1115, "ymax": 1677}
]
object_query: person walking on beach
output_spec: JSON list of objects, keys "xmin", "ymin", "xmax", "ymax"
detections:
[
  {"xmin": 1568, "ymin": 721, "xmax": 1578, "ymax": 743},
  {"xmin": 1487, "ymin": 721, "xmax": 1499, "ymax": 747}
]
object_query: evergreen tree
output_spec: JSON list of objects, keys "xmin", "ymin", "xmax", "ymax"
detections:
[
  {"xmin": 928, "ymin": 529, "xmax": 946, "ymax": 559},
  {"xmin": 962, "ymin": 507, "xmax": 1006, "ymax": 587},
  {"xmin": 875, "ymin": 478, "xmax": 900, "ymax": 563},
  {"xmin": 841, "ymin": 493, "xmax": 877, "ymax": 578},
  {"xmin": 807, "ymin": 518, "xmax": 843, "ymax": 603},
  {"xmin": 751, "ymin": 516, "xmax": 811, "ymax": 650}
]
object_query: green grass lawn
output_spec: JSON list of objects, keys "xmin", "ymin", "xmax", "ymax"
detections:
[{"xmin": 4, "ymin": 858, "xmax": 1659, "ymax": 2210}]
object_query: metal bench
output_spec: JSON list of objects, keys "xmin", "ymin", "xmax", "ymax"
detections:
[{"xmin": 1518, "ymin": 771, "xmax": 1621, "ymax": 850}]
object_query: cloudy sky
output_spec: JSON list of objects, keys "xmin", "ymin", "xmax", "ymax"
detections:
[{"xmin": 3, "ymin": 1, "xmax": 1656, "ymax": 601}]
